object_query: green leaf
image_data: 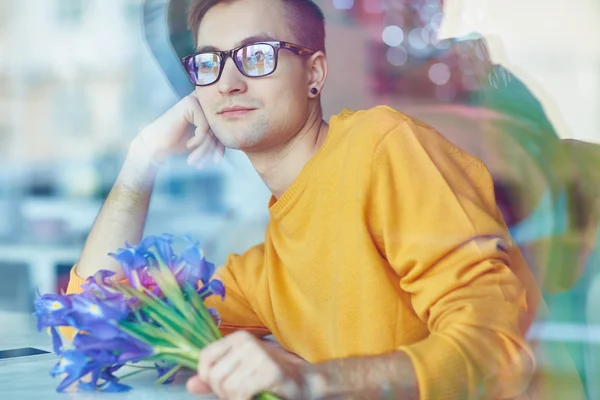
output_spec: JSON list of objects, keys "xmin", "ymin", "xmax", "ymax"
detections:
[
  {"xmin": 118, "ymin": 320, "xmax": 173, "ymax": 348},
  {"xmin": 182, "ymin": 283, "xmax": 222, "ymax": 340},
  {"xmin": 141, "ymin": 286, "xmax": 214, "ymax": 346},
  {"xmin": 115, "ymin": 283, "xmax": 212, "ymax": 347},
  {"xmin": 144, "ymin": 263, "xmax": 218, "ymax": 346},
  {"xmin": 149, "ymin": 255, "xmax": 189, "ymax": 316}
]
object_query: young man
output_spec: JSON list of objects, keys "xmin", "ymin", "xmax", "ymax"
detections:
[{"xmin": 67, "ymin": 0, "xmax": 539, "ymax": 398}]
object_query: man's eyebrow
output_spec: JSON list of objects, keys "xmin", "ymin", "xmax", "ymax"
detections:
[{"xmin": 195, "ymin": 33, "xmax": 278, "ymax": 53}]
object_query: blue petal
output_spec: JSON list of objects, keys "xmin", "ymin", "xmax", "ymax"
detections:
[
  {"xmin": 199, "ymin": 279, "xmax": 225, "ymax": 301},
  {"xmin": 139, "ymin": 236, "xmax": 157, "ymax": 251},
  {"xmin": 73, "ymin": 333, "xmax": 153, "ymax": 363},
  {"xmin": 52, "ymin": 352, "xmax": 96, "ymax": 392},
  {"xmin": 70, "ymin": 295, "xmax": 129, "ymax": 323},
  {"xmin": 50, "ymin": 326, "xmax": 63, "ymax": 354},
  {"xmin": 153, "ymin": 234, "xmax": 175, "ymax": 267},
  {"xmin": 77, "ymin": 367, "xmax": 102, "ymax": 391},
  {"xmin": 97, "ymin": 379, "xmax": 131, "ymax": 392},
  {"xmin": 34, "ymin": 293, "xmax": 72, "ymax": 331},
  {"xmin": 97, "ymin": 366, "xmax": 131, "ymax": 392}
]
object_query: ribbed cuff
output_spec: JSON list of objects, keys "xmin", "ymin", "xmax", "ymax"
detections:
[
  {"xmin": 399, "ymin": 333, "xmax": 471, "ymax": 400},
  {"xmin": 66, "ymin": 265, "xmax": 87, "ymax": 295}
]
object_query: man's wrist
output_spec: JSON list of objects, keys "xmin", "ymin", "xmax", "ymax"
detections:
[
  {"xmin": 301, "ymin": 352, "xmax": 419, "ymax": 400},
  {"xmin": 114, "ymin": 138, "xmax": 162, "ymax": 193},
  {"xmin": 129, "ymin": 135, "xmax": 163, "ymax": 169}
]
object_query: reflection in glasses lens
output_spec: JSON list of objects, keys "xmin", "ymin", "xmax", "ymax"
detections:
[
  {"xmin": 237, "ymin": 44, "xmax": 276, "ymax": 77},
  {"xmin": 185, "ymin": 43, "xmax": 278, "ymax": 86},
  {"xmin": 186, "ymin": 53, "xmax": 221, "ymax": 85}
]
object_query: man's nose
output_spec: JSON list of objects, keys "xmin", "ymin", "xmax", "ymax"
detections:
[{"xmin": 217, "ymin": 57, "xmax": 247, "ymax": 95}]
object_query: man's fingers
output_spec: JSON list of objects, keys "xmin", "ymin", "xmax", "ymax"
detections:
[
  {"xmin": 213, "ymin": 145, "xmax": 225, "ymax": 164},
  {"xmin": 182, "ymin": 93, "xmax": 209, "ymax": 130},
  {"xmin": 186, "ymin": 375, "xmax": 212, "ymax": 394},
  {"xmin": 198, "ymin": 339, "xmax": 235, "ymax": 383},
  {"xmin": 187, "ymin": 134, "xmax": 224, "ymax": 168},
  {"xmin": 186, "ymin": 135, "xmax": 202, "ymax": 149},
  {"xmin": 207, "ymin": 352, "xmax": 246, "ymax": 399},
  {"xmin": 187, "ymin": 146, "xmax": 211, "ymax": 167},
  {"xmin": 222, "ymin": 358, "xmax": 263, "ymax": 400}
]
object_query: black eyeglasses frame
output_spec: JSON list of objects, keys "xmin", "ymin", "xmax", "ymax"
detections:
[{"xmin": 181, "ymin": 41, "xmax": 316, "ymax": 86}]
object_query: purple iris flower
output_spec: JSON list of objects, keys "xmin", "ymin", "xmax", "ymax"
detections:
[
  {"xmin": 51, "ymin": 350, "xmax": 95, "ymax": 392},
  {"xmin": 108, "ymin": 236, "xmax": 159, "ymax": 289},
  {"xmin": 60, "ymin": 334, "xmax": 151, "ymax": 393},
  {"xmin": 94, "ymin": 374, "xmax": 131, "ymax": 392},
  {"xmin": 80, "ymin": 270, "xmax": 119, "ymax": 297},
  {"xmin": 73, "ymin": 333, "xmax": 154, "ymax": 363},
  {"xmin": 152, "ymin": 234, "xmax": 176, "ymax": 267},
  {"xmin": 52, "ymin": 350, "xmax": 130, "ymax": 393},
  {"xmin": 175, "ymin": 241, "xmax": 216, "ymax": 286},
  {"xmin": 77, "ymin": 364, "xmax": 130, "ymax": 392},
  {"xmin": 198, "ymin": 279, "xmax": 225, "ymax": 301},
  {"xmin": 65, "ymin": 296, "xmax": 128, "ymax": 339},
  {"xmin": 34, "ymin": 293, "xmax": 72, "ymax": 331},
  {"xmin": 108, "ymin": 249, "xmax": 148, "ymax": 289},
  {"xmin": 79, "ymin": 270, "xmax": 136, "ymax": 309},
  {"xmin": 39, "ymin": 234, "xmax": 226, "ymax": 393}
]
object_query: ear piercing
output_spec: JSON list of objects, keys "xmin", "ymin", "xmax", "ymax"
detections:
[{"xmin": 311, "ymin": 87, "xmax": 318, "ymax": 95}]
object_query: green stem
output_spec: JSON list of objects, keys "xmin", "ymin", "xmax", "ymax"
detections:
[
  {"xmin": 146, "ymin": 354, "xmax": 197, "ymax": 370},
  {"xmin": 254, "ymin": 394, "xmax": 283, "ymax": 400},
  {"xmin": 152, "ymin": 347, "xmax": 199, "ymax": 370},
  {"xmin": 122, "ymin": 364, "xmax": 158, "ymax": 370},
  {"xmin": 155, "ymin": 365, "xmax": 182, "ymax": 385}
]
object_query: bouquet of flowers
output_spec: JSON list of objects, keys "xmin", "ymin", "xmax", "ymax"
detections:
[{"xmin": 34, "ymin": 234, "xmax": 277, "ymax": 399}]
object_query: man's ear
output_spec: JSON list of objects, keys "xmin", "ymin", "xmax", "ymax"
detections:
[{"xmin": 306, "ymin": 51, "xmax": 328, "ymax": 96}]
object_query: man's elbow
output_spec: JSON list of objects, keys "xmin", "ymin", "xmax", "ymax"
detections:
[{"xmin": 491, "ymin": 336, "xmax": 536, "ymax": 399}]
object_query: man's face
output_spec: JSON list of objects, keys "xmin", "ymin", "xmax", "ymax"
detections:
[{"xmin": 195, "ymin": 0, "xmax": 313, "ymax": 152}]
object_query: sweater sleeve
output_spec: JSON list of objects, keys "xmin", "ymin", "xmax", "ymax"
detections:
[
  {"xmin": 204, "ymin": 244, "xmax": 271, "ymax": 337},
  {"xmin": 65, "ymin": 244, "xmax": 270, "ymax": 338},
  {"xmin": 368, "ymin": 119, "xmax": 536, "ymax": 399}
]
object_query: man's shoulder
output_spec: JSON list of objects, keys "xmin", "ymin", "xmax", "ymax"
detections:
[
  {"xmin": 331, "ymin": 105, "xmax": 410, "ymax": 136},
  {"xmin": 330, "ymin": 105, "xmax": 445, "ymax": 152}
]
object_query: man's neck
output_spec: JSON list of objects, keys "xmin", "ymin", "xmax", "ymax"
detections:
[{"xmin": 246, "ymin": 110, "xmax": 329, "ymax": 200}]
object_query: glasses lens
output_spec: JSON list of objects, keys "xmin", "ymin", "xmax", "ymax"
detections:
[
  {"xmin": 236, "ymin": 44, "xmax": 276, "ymax": 77},
  {"xmin": 185, "ymin": 53, "xmax": 221, "ymax": 85}
]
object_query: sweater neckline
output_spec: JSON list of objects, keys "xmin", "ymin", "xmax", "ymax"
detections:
[{"xmin": 268, "ymin": 111, "xmax": 347, "ymax": 219}]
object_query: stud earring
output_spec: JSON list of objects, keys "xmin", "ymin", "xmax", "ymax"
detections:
[{"xmin": 311, "ymin": 88, "xmax": 318, "ymax": 95}]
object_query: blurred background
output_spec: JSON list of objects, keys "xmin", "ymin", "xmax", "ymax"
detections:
[{"xmin": 0, "ymin": 0, "xmax": 599, "ymax": 396}]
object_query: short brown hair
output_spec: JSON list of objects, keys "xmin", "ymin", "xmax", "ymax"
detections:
[{"xmin": 187, "ymin": 0, "xmax": 326, "ymax": 53}]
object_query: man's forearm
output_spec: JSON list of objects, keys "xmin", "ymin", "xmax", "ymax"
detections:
[
  {"xmin": 76, "ymin": 138, "xmax": 159, "ymax": 280},
  {"xmin": 307, "ymin": 351, "xmax": 419, "ymax": 400}
]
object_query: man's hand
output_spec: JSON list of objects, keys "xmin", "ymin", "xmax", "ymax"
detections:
[
  {"xmin": 186, "ymin": 330, "xmax": 309, "ymax": 400},
  {"xmin": 135, "ymin": 92, "xmax": 224, "ymax": 168}
]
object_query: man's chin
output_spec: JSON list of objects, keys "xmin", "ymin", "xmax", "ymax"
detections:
[{"xmin": 217, "ymin": 134, "xmax": 262, "ymax": 152}]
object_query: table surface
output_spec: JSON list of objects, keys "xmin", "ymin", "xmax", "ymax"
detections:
[{"xmin": 0, "ymin": 311, "xmax": 215, "ymax": 399}]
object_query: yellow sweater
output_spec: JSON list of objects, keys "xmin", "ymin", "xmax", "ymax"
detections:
[{"xmin": 68, "ymin": 106, "xmax": 537, "ymax": 399}]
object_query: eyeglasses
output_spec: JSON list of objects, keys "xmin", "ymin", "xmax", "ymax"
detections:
[{"xmin": 181, "ymin": 41, "xmax": 316, "ymax": 86}]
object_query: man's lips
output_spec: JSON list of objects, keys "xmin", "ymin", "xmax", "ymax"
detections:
[{"xmin": 218, "ymin": 106, "xmax": 256, "ymax": 114}]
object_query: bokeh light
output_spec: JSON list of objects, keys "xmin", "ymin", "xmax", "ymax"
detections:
[
  {"xmin": 333, "ymin": 0, "xmax": 354, "ymax": 10},
  {"xmin": 382, "ymin": 25, "xmax": 404, "ymax": 47},
  {"xmin": 428, "ymin": 62, "xmax": 451, "ymax": 85},
  {"xmin": 386, "ymin": 46, "xmax": 409, "ymax": 66}
]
